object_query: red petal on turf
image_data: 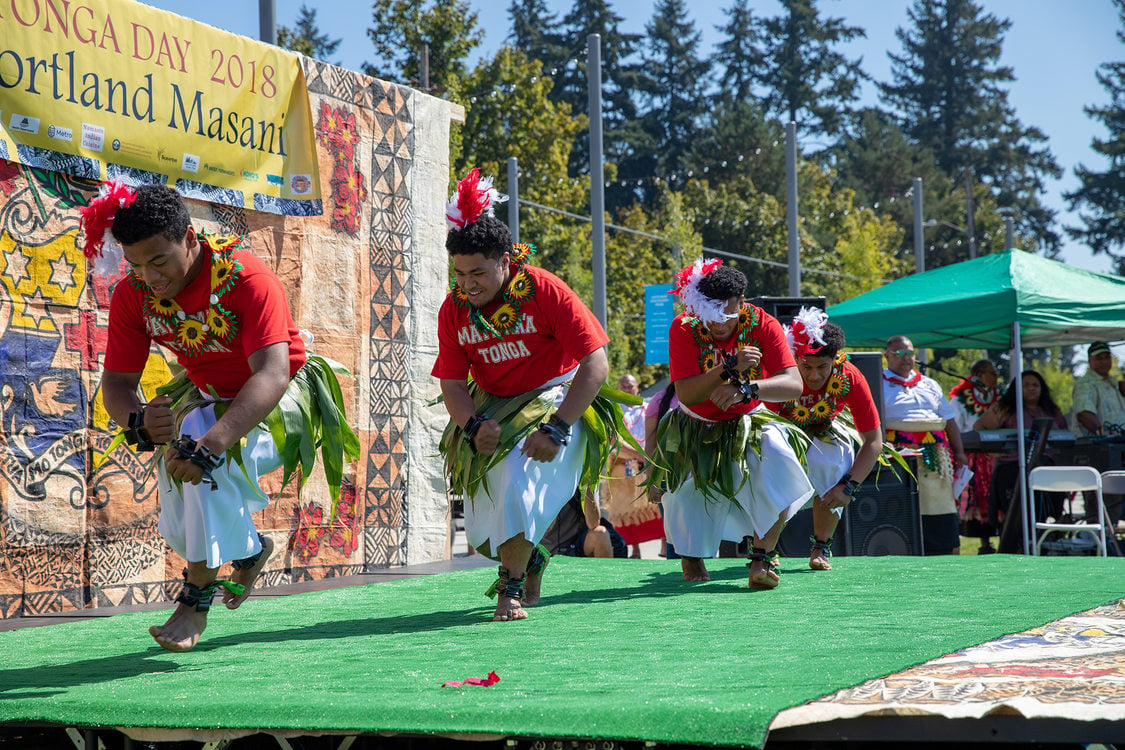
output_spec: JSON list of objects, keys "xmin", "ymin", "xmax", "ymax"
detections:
[{"xmin": 441, "ymin": 671, "xmax": 500, "ymax": 688}]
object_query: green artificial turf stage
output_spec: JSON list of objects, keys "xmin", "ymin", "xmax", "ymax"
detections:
[{"xmin": 0, "ymin": 555, "xmax": 1122, "ymax": 749}]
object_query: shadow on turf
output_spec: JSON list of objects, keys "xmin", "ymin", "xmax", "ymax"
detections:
[{"xmin": 0, "ymin": 651, "xmax": 183, "ymax": 699}]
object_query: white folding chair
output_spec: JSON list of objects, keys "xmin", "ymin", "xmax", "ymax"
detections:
[
  {"xmin": 1100, "ymin": 470, "xmax": 1125, "ymax": 554},
  {"xmin": 1029, "ymin": 466, "xmax": 1108, "ymax": 557}
]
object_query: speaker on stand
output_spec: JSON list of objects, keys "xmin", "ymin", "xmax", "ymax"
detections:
[
  {"xmin": 844, "ymin": 460, "xmax": 923, "ymax": 555},
  {"xmin": 776, "ymin": 461, "xmax": 923, "ymax": 557}
]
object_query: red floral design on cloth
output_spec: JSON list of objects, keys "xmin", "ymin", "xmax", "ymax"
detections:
[
  {"xmin": 0, "ymin": 159, "xmax": 18, "ymax": 196},
  {"xmin": 289, "ymin": 502, "xmax": 327, "ymax": 563},
  {"xmin": 316, "ymin": 102, "xmax": 366, "ymax": 237},
  {"xmin": 328, "ymin": 480, "xmax": 360, "ymax": 557}
]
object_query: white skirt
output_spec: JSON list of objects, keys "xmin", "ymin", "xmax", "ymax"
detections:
[
  {"xmin": 803, "ymin": 434, "xmax": 856, "ymax": 519},
  {"xmin": 463, "ymin": 376, "xmax": 589, "ymax": 558},
  {"xmin": 661, "ymin": 421, "xmax": 814, "ymax": 557},
  {"xmin": 157, "ymin": 403, "xmax": 280, "ymax": 568}
]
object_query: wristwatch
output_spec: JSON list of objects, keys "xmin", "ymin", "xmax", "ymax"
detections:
[{"xmin": 839, "ymin": 473, "xmax": 859, "ymax": 497}]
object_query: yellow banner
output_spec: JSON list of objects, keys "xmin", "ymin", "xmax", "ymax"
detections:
[{"xmin": 0, "ymin": 0, "xmax": 322, "ymax": 215}]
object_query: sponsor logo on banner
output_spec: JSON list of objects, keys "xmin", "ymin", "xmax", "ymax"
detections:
[
  {"xmin": 81, "ymin": 124, "xmax": 105, "ymax": 151},
  {"xmin": 267, "ymin": 174, "xmax": 283, "ymax": 186},
  {"xmin": 9, "ymin": 114, "xmax": 39, "ymax": 135},
  {"xmin": 0, "ymin": 0, "xmax": 321, "ymax": 212},
  {"xmin": 290, "ymin": 174, "xmax": 312, "ymax": 194}
]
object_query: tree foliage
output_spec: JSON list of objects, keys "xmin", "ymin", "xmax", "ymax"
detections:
[
  {"xmin": 362, "ymin": 0, "xmax": 484, "ymax": 91},
  {"xmin": 277, "ymin": 5, "xmax": 342, "ymax": 62},
  {"xmin": 881, "ymin": 0, "xmax": 1061, "ymax": 257},
  {"xmin": 1065, "ymin": 0, "xmax": 1125, "ymax": 273}
]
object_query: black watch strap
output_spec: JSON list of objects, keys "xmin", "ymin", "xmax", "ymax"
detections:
[
  {"xmin": 124, "ymin": 410, "xmax": 156, "ymax": 452},
  {"xmin": 840, "ymin": 473, "xmax": 859, "ymax": 496}
]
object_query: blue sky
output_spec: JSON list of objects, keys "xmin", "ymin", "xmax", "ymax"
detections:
[{"xmin": 141, "ymin": 0, "xmax": 1122, "ymax": 273}]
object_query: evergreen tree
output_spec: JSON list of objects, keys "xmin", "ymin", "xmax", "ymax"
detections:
[
  {"xmin": 363, "ymin": 0, "xmax": 484, "ymax": 92},
  {"xmin": 554, "ymin": 0, "xmax": 644, "ymax": 177},
  {"xmin": 507, "ymin": 0, "xmax": 567, "ymax": 71},
  {"xmin": 1065, "ymin": 0, "xmax": 1125, "ymax": 273},
  {"xmin": 277, "ymin": 5, "xmax": 342, "ymax": 62},
  {"xmin": 756, "ymin": 0, "xmax": 867, "ymax": 146},
  {"xmin": 689, "ymin": 98, "xmax": 786, "ymax": 202},
  {"xmin": 881, "ymin": 0, "xmax": 1061, "ymax": 257},
  {"xmin": 620, "ymin": 0, "xmax": 711, "ymax": 205},
  {"xmin": 712, "ymin": 0, "xmax": 766, "ymax": 104},
  {"xmin": 456, "ymin": 48, "xmax": 587, "ymax": 276}
]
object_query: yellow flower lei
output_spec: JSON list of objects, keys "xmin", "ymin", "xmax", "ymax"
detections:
[
  {"xmin": 133, "ymin": 231, "xmax": 244, "ymax": 356},
  {"xmin": 780, "ymin": 352, "xmax": 852, "ymax": 428},
  {"xmin": 451, "ymin": 242, "xmax": 537, "ymax": 338}
]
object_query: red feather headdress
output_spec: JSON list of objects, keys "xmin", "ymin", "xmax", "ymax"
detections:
[
  {"xmin": 445, "ymin": 168, "xmax": 507, "ymax": 230},
  {"xmin": 79, "ymin": 180, "xmax": 137, "ymax": 259}
]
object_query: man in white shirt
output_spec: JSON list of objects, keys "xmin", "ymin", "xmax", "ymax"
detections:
[{"xmin": 881, "ymin": 336, "xmax": 968, "ymax": 555}]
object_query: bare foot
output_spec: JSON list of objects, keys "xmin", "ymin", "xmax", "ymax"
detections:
[
  {"xmin": 681, "ymin": 557, "xmax": 710, "ymax": 581},
  {"xmin": 749, "ymin": 557, "xmax": 780, "ymax": 589},
  {"xmin": 492, "ymin": 594, "xmax": 528, "ymax": 621},
  {"xmin": 149, "ymin": 603, "xmax": 208, "ymax": 652},
  {"xmin": 223, "ymin": 536, "xmax": 274, "ymax": 610},
  {"xmin": 809, "ymin": 547, "xmax": 832, "ymax": 571}
]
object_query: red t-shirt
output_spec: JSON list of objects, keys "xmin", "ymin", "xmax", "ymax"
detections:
[
  {"xmin": 105, "ymin": 236, "xmax": 306, "ymax": 398},
  {"xmin": 431, "ymin": 263, "xmax": 609, "ymax": 397},
  {"xmin": 668, "ymin": 305, "xmax": 794, "ymax": 422},
  {"xmin": 767, "ymin": 359, "xmax": 881, "ymax": 433}
]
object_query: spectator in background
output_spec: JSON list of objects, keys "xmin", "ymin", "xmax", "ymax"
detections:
[
  {"xmin": 975, "ymin": 370, "xmax": 1070, "ymax": 553},
  {"xmin": 949, "ymin": 359, "xmax": 1001, "ymax": 554},
  {"xmin": 1073, "ymin": 342, "xmax": 1125, "ymax": 438},
  {"xmin": 539, "ymin": 489, "xmax": 624, "ymax": 560},
  {"xmin": 882, "ymin": 336, "xmax": 968, "ymax": 556},
  {"xmin": 603, "ymin": 374, "xmax": 661, "ymax": 558}
]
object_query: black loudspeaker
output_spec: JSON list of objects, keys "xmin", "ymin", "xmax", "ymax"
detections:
[
  {"xmin": 844, "ymin": 464, "xmax": 923, "ymax": 556},
  {"xmin": 848, "ymin": 351, "xmax": 885, "ymax": 428},
  {"xmin": 749, "ymin": 296, "xmax": 827, "ymax": 326},
  {"xmin": 776, "ymin": 506, "xmax": 850, "ymax": 557}
]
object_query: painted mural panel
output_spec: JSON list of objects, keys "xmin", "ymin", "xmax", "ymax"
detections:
[{"xmin": 0, "ymin": 59, "xmax": 420, "ymax": 618}]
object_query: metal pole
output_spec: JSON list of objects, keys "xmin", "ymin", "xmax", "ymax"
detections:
[
  {"xmin": 588, "ymin": 33, "xmax": 607, "ymax": 330},
  {"xmin": 965, "ymin": 167, "xmax": 977, "ymax": 259},
  {"xmin": 259, "ymin": 0, "xmax": 276, "ymax": 45},
  {"xmin": 420, "ymin": 43, "xmax": 430, "ymax": 91},
  {"xmin": 785, "ymin": 121, "xmax": 800, "ymax": 296},
  {"xmin": 507, "ymin": 157, "xmax": 519, "ymax": 244},
  {"xmin": 1013, "ymin": 322, "xmax": 1031, "ymax": 553},
  {"xmin": 1005, "ymin": 217, "xmax": 1015, "ymax": 250},
  {"xmin": 913, "ymin": 177, "xmax": 924, "ymax": 274}
]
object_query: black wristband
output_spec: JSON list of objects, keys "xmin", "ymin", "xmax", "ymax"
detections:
[
  {"xmin": 537, "ymin": 414, "xmax": 571, "ymax": 446},
  {"xmin": 124, "ymin": 410, "xmax": 156, "ymax": 452},
  {"xmin": 170, "ymin": 435, "xmax": 224, "ymax": 490},
  {"xmin": 463, "ymin": 414, "xmax": 486, "ymax": 453},
  {"xmin": 839, "ymin": 473, "xmax": 859, "ymax": 496},
  {"xmin": 736, "ymin": 380, "xmax": 759, "ymax": 403},
  {"xmin": 721, "ymin": 353, "xmax": 739, "ymax": 383}
]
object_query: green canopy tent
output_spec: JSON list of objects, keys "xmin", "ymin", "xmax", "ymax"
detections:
[
  {"xmin": 826, "ymin": 249, "xmax": 1125, "ymax": 554},
  {"xmin": 827, "ymin": 249, "xmax": 1125, "ymax": 349}
]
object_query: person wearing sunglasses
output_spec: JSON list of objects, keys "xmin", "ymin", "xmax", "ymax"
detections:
[{"xmin": 882, "ymin": 336, "xmax": 969, "ymax": 555}]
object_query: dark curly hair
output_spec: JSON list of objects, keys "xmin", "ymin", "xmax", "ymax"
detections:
[
  {"xmin": 808, "ymin": 322, "xmax": 846, "ymax": 358},
  {"xmin": 110, "ymin": 185, "xmax": 190, "ymax": 246},
  {"xmin": 446, "ymin": 215, "xmax": 513, "ymax": 261},
  {"xmin": 696, "ymin": 265, "xmax": 746, "ymax": 301}
]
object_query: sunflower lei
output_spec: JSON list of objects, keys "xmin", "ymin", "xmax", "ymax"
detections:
[
  {"xmin": 451, "ymin": 243, "xmax": 537, "ymax": 338},
  {"xmin": 132, "ymin": 231, "xmax": 243, "ymax": 356},
  {"xmin": 778, "ymin": 352, "xmax": 852, "ymax": 428},
  {"xmin": 688, "ymin": 304, "xmax": 763, "ymax": 381}
]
